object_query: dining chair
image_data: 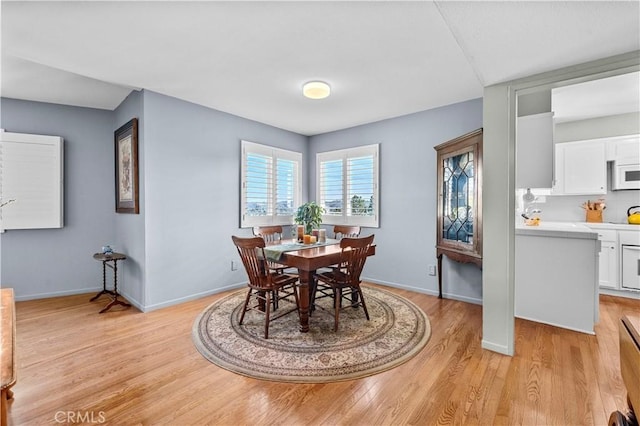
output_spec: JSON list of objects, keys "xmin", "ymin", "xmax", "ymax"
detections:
[
  {"xmin": 312, "ymin": 234, "xmax": 374, "ymax": 332},
  {"xmin": 333, "ymin": 225, "xmax": 361, "ymax": 240},
  {"xmin": 253, "ymin": 225, "xmax": 298, "ymax": 288},
  {"xmin": 324, "ymin": 225, "xmax": 362, "ymax": 274},
  {"xmin": 252, "ymin": 225, "xmax": 284, "ymax": 243},
  {"xmin": 232, "ymin": 235, "xmax": 300, "ymax": 339}
]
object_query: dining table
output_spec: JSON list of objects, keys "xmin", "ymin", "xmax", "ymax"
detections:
[{"xmin": 265, "ymin": 238, "xmax": 376, "ymax": 332}]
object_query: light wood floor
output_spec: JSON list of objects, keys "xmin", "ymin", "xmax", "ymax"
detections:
[{"xmin": 7, "ymin": 283, "xmax": 640, "ymax": 425}]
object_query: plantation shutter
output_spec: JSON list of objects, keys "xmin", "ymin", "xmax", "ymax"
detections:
[
  {"xmin": 275, "ymin": 158, "xmax": 295, "ymax": 216},
  {"xmin": 319, "ymin": 158, "xmax": 343, "ymax": 218},
  {"xmin": 241, "ymin": 140, "xmax": 301, "ymax": 227},
  {"xmin": 317, "ymin": 144, "xmax": 379, "ymax": 227}
]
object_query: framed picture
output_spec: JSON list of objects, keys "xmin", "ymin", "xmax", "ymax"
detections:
[{"xmin": 114, "ymin": 118, "xmax": 139, "ymax": 214}]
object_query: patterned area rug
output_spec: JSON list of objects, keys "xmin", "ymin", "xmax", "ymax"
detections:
[{"xmin": 192, "ymin": 286, "xmax": 431, "ymax": 383}]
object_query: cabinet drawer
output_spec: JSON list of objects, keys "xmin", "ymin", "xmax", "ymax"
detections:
[{"xmin": 596, "ymin": 230, "xmax": 617, "ymax": 241}]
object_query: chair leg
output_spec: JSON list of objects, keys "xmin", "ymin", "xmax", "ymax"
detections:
[
  {"xmin": 238, "ymin": 288, "xmax": 252, "ymax": 325},
  {"xmin": 264, "ymin": 291, "xmax": 271, "ymax": 339},
  {"xmin": 272, "ymin": 290, "xmax": 279, "ymax": 311},
  {"xmin": 292, "ymin": 283, "xmax": 301, "ymax": 319},
  {"xmin": 310, "ymin": 277, "xmax": 318, "ymax": 314},
  {"xmin": 357, "ymin": 286, "xmax": 370, "ymax": 320},
  {"xmin": 334, "ymin": 287, "xmax": 341, "ymax": 332}
]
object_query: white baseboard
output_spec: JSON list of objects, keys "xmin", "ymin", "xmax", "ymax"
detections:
[
  {"xmin": 118, "ymin": 289, "xmax": 145, "ymax": 312},
  {"xmin": 362, "ymin": 276, "xmax": 483, "ymax": 305},
  {"xmin": 515, "ymin": 314, "xmax": 595, "ymax": 335},
  {"xmin": 481, "ymin": 339, "xmax": 513, "ymax": 356},
  {"xmin": 11, "ymin": 282, "xmax": 247, "ymax": 313},
  {"xmin": 142, "ymin": 282, "xmax": 245, "ymax": 312},
  {"xmin": 13, "ymin": 286, "xmax": 102, "ymax": 302},
  {"xmin": 599, "ymin": 288, "xmax": 640, "ymax": 300}
]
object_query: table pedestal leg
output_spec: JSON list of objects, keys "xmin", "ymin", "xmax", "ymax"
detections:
[{"xmin": 297, "ymin": 270, "xmax": 313, "ymax": 333}]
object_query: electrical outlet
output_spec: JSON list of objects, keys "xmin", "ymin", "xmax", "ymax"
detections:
[
  {"xmin": 231, "ymin": 260, "xmax": 238, "ymax": 271},
  {"xmin": 428, "ymin": 265, "xmax": 436, "ymax": 276}
]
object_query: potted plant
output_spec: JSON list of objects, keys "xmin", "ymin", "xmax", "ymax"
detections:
[{"xmin": 294, "ymin": 202, "xmax": 325, "ymax": 235}]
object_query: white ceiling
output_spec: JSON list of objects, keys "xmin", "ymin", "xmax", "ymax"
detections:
[{"xmin": 2, "ymin": 1, "xmax": 639, "ymax": 136}]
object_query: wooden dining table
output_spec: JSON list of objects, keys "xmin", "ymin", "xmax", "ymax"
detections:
[{"xmin": 268, "ymin": 239, "xmax": 376, "ymax": 332}]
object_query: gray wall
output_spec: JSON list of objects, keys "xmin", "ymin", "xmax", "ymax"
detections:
[
  {"xmin": 309, "ymin": 98, "xmax": 484, "ymax": 303},
  {"xmin": 113, "ymin": 91, "xmax": 146, "ymax": 308},
  {"xmin": 1, "ymin": 98, "xmax": 115, "ymax": 300},
  {"xmin": 1, "ymin": 92, "xmax": 483, "ymax": 309},
  {"xmin": 141, "ymin": 91, "xmax": 308, "ymax": 310}
]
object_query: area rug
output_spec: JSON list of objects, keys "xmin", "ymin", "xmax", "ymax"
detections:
[{"xmin": 192, "ymin": 285, "xmax": 431, "ymax": 383}]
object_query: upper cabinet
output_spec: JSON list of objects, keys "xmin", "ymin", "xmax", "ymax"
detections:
[
  {"xmin": 553, "ymin": 139, "xmax": 606, "ymax": 195},
  {"xmin": 516, "ymin": 112, "xmax": 553, "ymax": 189},
  {"xmin": 605, "ymin": 134, "xmax": 640, "ymax": 161}
]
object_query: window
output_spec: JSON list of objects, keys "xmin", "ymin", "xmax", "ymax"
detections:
[
  {"xmin": 241, "ymin": 140, "xmax": 301, "ymax": 227},
  {"xmin": 317, "ymin": 144, "xmax": 379, "ymax": 227}
]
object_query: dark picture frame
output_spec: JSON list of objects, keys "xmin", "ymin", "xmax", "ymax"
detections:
[{"xmin": 114, "ymin": 118, "xmax": 139, "ymax": 214}]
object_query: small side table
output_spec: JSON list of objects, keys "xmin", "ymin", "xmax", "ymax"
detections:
[{"xmin": 91, "ymin": 252, "xmax": 131, "ymax": 313}]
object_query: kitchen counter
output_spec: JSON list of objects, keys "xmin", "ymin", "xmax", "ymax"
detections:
[
  {"xmin": 582, "ymin": 222, "xmax": 640, "ymax": 231},
  {"xmin": 515, "ymin": 221, "xmax": 600, "ymax": 334},
  {"xmin": 516, "ymin": 221, "xmax": 598, "ymax": 239}
]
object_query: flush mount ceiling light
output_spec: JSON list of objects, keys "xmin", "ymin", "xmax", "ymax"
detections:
[{"xmin": 302, "ymin": 81, "xmax": 331, "ymax": 99}]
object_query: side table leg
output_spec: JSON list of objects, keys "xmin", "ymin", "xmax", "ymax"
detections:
[
  {"xmin": 90, "ymin": 260, "xmax": 115, "ymax": 301},
  {"xmin": 99, "ymin": 260, "xmax": 131, "ymax": 314}
]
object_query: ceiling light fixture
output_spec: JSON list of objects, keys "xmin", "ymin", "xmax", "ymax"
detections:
[{"xmin": 303, "ymin": 81, "xmax": 331, "ymax": 100}]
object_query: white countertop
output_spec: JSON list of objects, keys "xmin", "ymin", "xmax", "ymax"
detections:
[
  {"xmin": 580, "ymin": 222, "xmax": 640, "ymax": 231},
  {"xmin": 516, "ymin": 220, "xmax": 640, "ymax": 238},
  {"xmin": 516, "ymin": 221, "xmax": 598, "ymax": 239}
]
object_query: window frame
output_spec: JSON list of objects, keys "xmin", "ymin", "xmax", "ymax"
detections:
[
  {"xmin": 316, "ymin": 144, "xmax": 379, "ymax": 228},
  {"xmin": 240, "ymin": 140, "xmax": 302, "ymax": 228}
]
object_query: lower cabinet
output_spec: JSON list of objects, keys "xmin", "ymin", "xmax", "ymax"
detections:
[{"xmin": 597, "ymin": 230, "xmax": 618, "ymax": 289}]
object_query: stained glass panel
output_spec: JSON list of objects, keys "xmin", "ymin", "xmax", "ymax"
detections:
[{"xmin": 442, "ymin": 151, "xmax": 474, "ymax": 244}]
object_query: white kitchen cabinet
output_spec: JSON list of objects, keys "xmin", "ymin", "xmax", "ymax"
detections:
[
  {"xmin": 553, "ymin": 139, "xmax": 606, "ymax": 195},
  {"xmin": 516, "ymin": 112, "xmax": 553, "ymax": 189},
  {"xmin": 621, "ymin": 245, "xmax": 640, "ymax": 290},
  {"xmin": 620, "ymin": 230, "xmax": 640, "ymax": 291},
  {"xmin": 596, "ymin": 230, "xmax": 618, "ymax": 290},
  {"xmin": 605, "ymin": 134, "xmax": 640, "ymax": 161}
]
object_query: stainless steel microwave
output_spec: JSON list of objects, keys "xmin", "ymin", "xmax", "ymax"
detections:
[{"xmin": 613, "ymin": 157, "xmax": 640, "ymax": 190}]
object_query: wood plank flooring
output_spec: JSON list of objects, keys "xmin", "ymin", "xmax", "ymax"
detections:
[{"xmin": 6, "ymin": 283, "xmax": 639, "ymax": 425}]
